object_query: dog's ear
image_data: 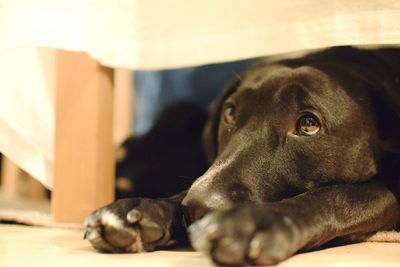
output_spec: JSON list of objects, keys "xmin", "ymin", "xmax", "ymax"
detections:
[{"xmin": 202, "ymin": 78, "xmax": 240, "ymax": 163}]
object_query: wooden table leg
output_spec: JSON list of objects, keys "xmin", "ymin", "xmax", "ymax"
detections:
[
  {"xmin": 113, "ymin": 68, "xmax": 134, "ymax": 145},
  {"xmin": 52, "ymin": 50, "xmax": 115, "ymax": 224},
  {"xmin": 1, "ymin": 157, "xmax": 20, "ymax": 197}
]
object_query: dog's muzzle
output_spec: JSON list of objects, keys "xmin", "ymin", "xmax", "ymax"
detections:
[{"xmin": 182, "ymin": 185, "xmax": 236, "ymax": 223}]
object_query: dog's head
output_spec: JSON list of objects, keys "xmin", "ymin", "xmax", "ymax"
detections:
[{"xmin": 182, "ymin": 47, "xmax": 400, "ymax": 221}]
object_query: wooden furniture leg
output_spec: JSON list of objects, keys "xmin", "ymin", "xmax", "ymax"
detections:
[
  {"xmin": 52, "ymin": 50, "xmax": 115, "ymax": 223},
  {"xmin": 1, "ymin": 157, "xmax": 20, "ymax": 197},
  {"xmin": 113, "ymin": 68, "xmax": 134, "ymax": 145}
]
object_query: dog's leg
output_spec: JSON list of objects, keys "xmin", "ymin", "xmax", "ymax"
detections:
[
  {"xmin": 84, "ymin": 192, "xmax": 186, "ymax": 253},
  {"xmin": 189, "ymin": 181, "xmax": 399, "ymax": 266}
]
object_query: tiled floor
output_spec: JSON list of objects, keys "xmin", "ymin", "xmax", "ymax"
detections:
[{"xmin": 1, "ymin": 224, "xmax": 400, "ymax": 267}]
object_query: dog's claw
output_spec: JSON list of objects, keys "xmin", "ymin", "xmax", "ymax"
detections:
[
  {"xmin": 188, "ymin": 222, "xmax": 210, "ymax": 253},
  {"xmin": 127, "ymin": 209, "xmax": 142, "ymax": 223},
  {"xmin": 248, "ymin": 237, "xmax": 262, "ymax": 260},
  {"xmin": 205, "ymin": 223, "xmax": 221, "ymax": 240},
  {"xmin": 213, "ymin": 237, "xmax": 245, "ymax": 265},
  {"xmin": 86, "ymin": 228, "xmax": 101, "ymax": 241},
  {"xmin": 84, "ymin": 214, "xmax": 99, "ymax": 228}
]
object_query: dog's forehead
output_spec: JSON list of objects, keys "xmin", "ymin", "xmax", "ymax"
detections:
[
  {"xmin": 240, "ymin": 63, "xmax": 327, "ymax": 92},
  {"xmin": 236, "ymin": 62, "xmax": 362, "ymax": 126},
  {"xmin": 240, "ymin": 63, "xmax": 292, "ymax": 89},
  {"xmin": 239, "ymin": 63, "xmax": 349, "ymax": 101}
]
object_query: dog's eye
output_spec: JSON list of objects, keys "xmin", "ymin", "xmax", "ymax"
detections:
[
  {"xmin": 223, "ymin": 103, "xmax": 236, "ymax": 125},
  {"xmin": 296, "ymin": 113, "xmax": 321, "ymax": 136}
]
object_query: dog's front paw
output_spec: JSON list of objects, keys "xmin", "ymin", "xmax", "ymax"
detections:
[
  {"xmin": 84, "ymin": 198, "xmax": 173, "ymax": 253},
  {"xmin": 188, "ymin": 204, "xmax": 301, "ymax": 266}
]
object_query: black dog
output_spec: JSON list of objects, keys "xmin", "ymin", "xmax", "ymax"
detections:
[
  {"xmin": 84, "ymin": 47, "xmax": 400, "ymax": 266},
  {"xmin": 115, "ymin": 102, "xmax": 208, "ymax": 199}
]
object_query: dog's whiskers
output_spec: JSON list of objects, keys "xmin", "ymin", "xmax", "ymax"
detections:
[{"xmin": 232, "ymin": 70, "xmax": 243, "ymax": 82}]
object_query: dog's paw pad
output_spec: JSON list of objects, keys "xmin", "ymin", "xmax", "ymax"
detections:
[
  {"xmin": 85, "ymin": 209, "xmax": 142, "ymax": 253},
  {"xmin": 127, "ymin": 209, "xmax": 142, "ymax": 223},
  {"xmin": 126, "ymin": 209, "xmax": 164, "ymax": 243},
  {"xmin": 85, "ymin": 198, "xmax": 173, "ymax": 254},
  {"xmin": 188, "ymin": 206, "xmax": 300, "ymax": 266},
  {"xmin": 188, "ymin": 217, "xmax": 221, "ymax": 253}
]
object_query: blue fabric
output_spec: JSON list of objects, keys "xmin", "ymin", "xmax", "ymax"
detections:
[{"xmin": 134, "ymin": 59, "xmax": 255, "ymax": 135}]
